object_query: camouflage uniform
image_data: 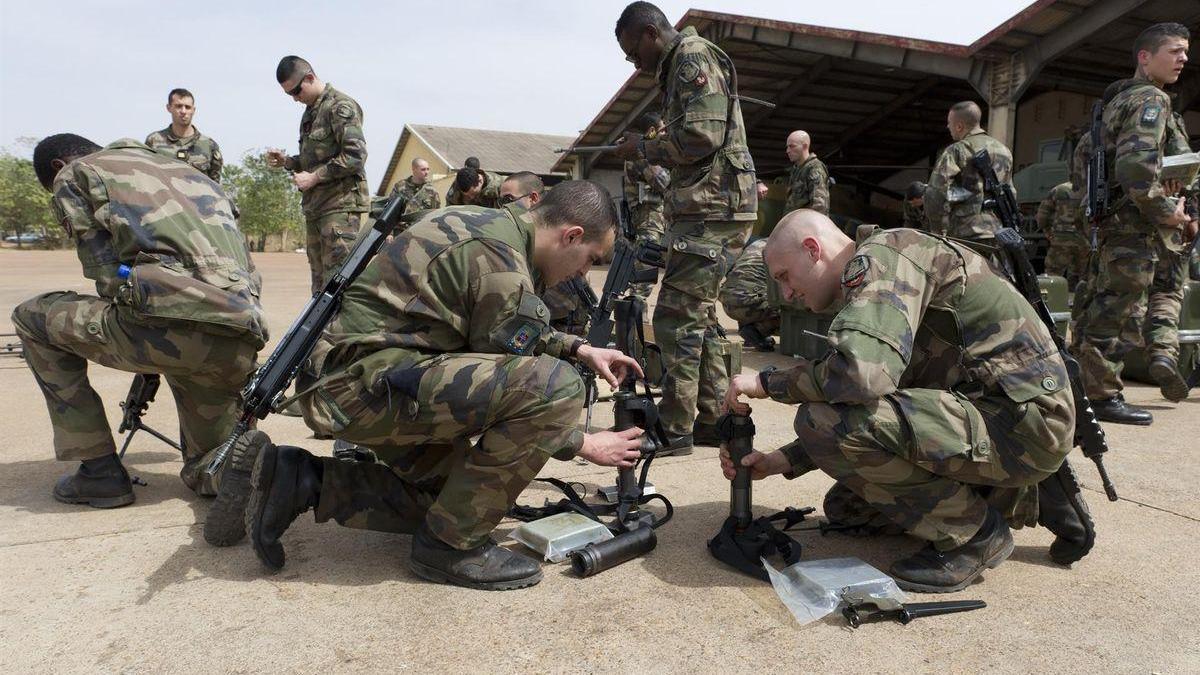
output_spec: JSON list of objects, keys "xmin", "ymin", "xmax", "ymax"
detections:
[
  {"xmin": 925, "ymin": 130, "xmax": 1014, "ymax": 245},
  {"xmin": 11, "ymin": 140, "xmax": 266, "ymax": 494},
  {"xmin": 763, "ymin": 227, "xmax": 1073, "ymax": 548},
  {"xmin": 784, "ymin": 155, "xmax": 830, "ymax": 215},
  {"xmin": 718, "ymin": 239, "xmax": 779, "ymax": 337},
  {"xmin": 295, "ymin": 205, "xmax": 585, "ymax": 549},
  {"xmin": 901, "ymin": 200, "xmax": 928, "ymax": 230},
  {"xmin": 285, "ymin": 84, "xmax": 369, "ymax": 294},
  {"xmin": 387, "ymin": 175, "xmax": 442, "ymax": 215},
  {"xmin": 624, "ymin": 158, "xmax": 670, "ymax": 300},
  {"xmin": 639, "ymin": 26, "xmax": 757, "ymax": 437},
  {"xmin": 144, "ymin": 126, "xmax": 223, "ymax": 182},
  {"xmin": 1072, "ymin": 77, "xmax": 1191, "ymax": 400},
  {"xmin": 542, "ymin": 278, "xmax": 592, "ymax": 337},
  {"xmin": 1036, "ymin": 182, "xmax": 1090, "ymax": 286},
  {"xmin": 445, "ymin": 170, "xmax": 504, "ymax": 208}
]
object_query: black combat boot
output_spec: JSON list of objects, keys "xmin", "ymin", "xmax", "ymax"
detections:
[
  {"xmin": 409, "ymin": 523, "xmax": 542, "ymax": 590},
  {"xmin": 1038, "ymin": 460, "xmax": 1096, "ymax": 565},
  {"xmin": 204, "ymin": 430, "xmax": 271, "ymax": 547},
  {"xmin": 889, "ymin": 508, "xmax": 1014, "ymax": 593},
  {"xmin": 1148, "ymin": 355, "xmax": 1189, "ymax": 403},
  {"xmin": 1092, "ymin": 393, "xmax": 1153, "ymax": 425},
  {"xmin": 737, "ymin": 324, "xmax": 776, "ymax": 352},
  {"xmin": 52, "ymin": 453, "xmax": 135, "ymax": 508},
  {"xmin": 245, "ymin": 441, "xmax": 323, "ymax": 571},
  {"xmin": 692, "ymin": 420, "xmax": 722, "ymax": 448},
  {"xmin": 659, "ymin": 434, "xmax": 693, "ymax": 457}
]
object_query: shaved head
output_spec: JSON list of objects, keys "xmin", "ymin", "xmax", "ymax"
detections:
[
  {"xmin": 785, "ymin": 130, "xmax": 812, "ymax": 163},
  {"xmin": 947, "ymin": 101, "xmax": 983, "ymax": 140},
  {"xmin": 764, "ymin": 209, "xmax": 855, "ymax": 312},
  {"xmin": 410, "ymin": 157, "xmax": 431, "ymax": 183}
]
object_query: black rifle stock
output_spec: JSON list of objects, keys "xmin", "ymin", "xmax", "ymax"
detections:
[
  {"xmin": 205, "ymin": 194, "xmax": 409, "ymax": 475},
  {"xmin": 973, "ymin": 149, "xmax": 1118, "ymax": 501}
]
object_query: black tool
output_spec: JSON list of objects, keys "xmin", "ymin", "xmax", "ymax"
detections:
[
  {"xmin": 843, "ymin": 600, "xmax": 987, "ymax": 628},
  {"xmin": 115, "ymin": 374, "xmax": 181, "ymax": 486}
]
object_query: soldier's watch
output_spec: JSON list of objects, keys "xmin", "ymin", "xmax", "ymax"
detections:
[
  {"xmin": 568, "ymin": 337, "xmax": 588, "ymax": 358},
  {"xmin": 758, "ymin": 368, "xmax": 774, "ymax": 398}
]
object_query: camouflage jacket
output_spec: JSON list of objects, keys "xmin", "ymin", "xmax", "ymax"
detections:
[
  {"xmin": 925, "ymin": 130, "xmax": 1014, "ymax": 240},
  {"xmin": 901, "ymin": 200, "xmax": 928, "ymax": 230},
  {"xmin": 445, "ymin": 170, "xmax": 504, "ymax": 208},
  {"xmin": 639, "ymin": 26, "xmax": 757, "ymax": 223},
  {"xmin": 317, "ymin": 205, "xmax": 578, "ymax": 384},
  {"xmin": 144, "ymin": 125, "xmax": 223, "ymax": 182},
  {"xmin": 1036, "ymin": 182, "xmax": 1087, "ymax": 247},
  {"xmin": 623, "ymin": 158, "xmax": 670, "ymax": 210},
  {"xmin": 785, "ymin": 155, "xmax": 830, "ymax": 214},
  {"xmin": 1101, "ymin": 76, "xmax": 1192, "ymax": 250},
  {"xmin": 49, "ymin": 140, "xmax": 266, "ymax": 344},
  {"xmin": 763, "ymin": 226, "xmax": 1073, "ymax": 471},
  {"xmin": 287, "ymin": 84, "xmax": 369, "ymax": 216},
  {"xmin": 388, "ymin": 175, "xmax": 442, "ymax": 215}
]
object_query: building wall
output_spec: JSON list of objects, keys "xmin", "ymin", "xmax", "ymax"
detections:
[{"xmin": 1012, "ymin": 90, "xmax": 1092, "ymax": 171}]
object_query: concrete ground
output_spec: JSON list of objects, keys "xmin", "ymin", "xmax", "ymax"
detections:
[{"xmin": 1, "ymin": 249, "xmax": 1197, "ymax": 674}]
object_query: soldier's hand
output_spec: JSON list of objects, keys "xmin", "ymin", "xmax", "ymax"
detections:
[
  {"xmin": 578, "ymin": 344, "xmax": 643, "ymax": 387},
  {"xmin": 1163, "ymin": 179, "xmax": 1183, "ymax": 196},
  {"xmin": 265, "ymin": 149, "xmax": 287, "ymax": 168},
  {"xmin": 612, "ymin": 135, "xmax": 640, "ymax": 160},
  {"xmin": 578, "ymin": 427, "xmax": 644, "ymax": 468},
  {"xmin": 718, "ymin": 447, "xmax": 789, "ymax": 481},
  {"xmin": 1185, "ymin": 218, "xmax": 1199, "ymax": 244},
  {"xmin": 293, "ymin": 170, "xmax": 319, "ymax": 192},
  {"xmin": 1166, "ymin": 196, "xmax": 1190, "ymax": 227},
  {"xmin": 724, "ymin": 373, "xmax": 767, "ymax": 415}
]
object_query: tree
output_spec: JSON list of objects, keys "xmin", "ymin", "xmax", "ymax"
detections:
[
  {"xmin": 222, "ymin": 150, "xmax": 304, "ymax": 251},
  {"xmin": 0, "ymin": 145, "xmax": 57, "ymax": 249}
]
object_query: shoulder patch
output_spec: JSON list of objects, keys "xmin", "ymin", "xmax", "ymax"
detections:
[
  {"xmin": 841, "ymin": 255, "xmax": 871, "ymax": 288},
  {"xmin": 677, "ymin": 60, "xmax": 700, "ymax": 84},
  {"xmin": 334, "ymin": 101, "xmax": 355, "ymax": 119},
  {"xmin": 1140, "ymin": 104, "xmax": 1162, "ymax": 126},
  {"xmin": 506, "ymin": 323, "xmax": 539, "ymax": 354}
]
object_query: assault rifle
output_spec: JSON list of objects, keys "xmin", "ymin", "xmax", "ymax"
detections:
[
  {"xmin": 974, "ymin": 149, "xmax": 1118, "ymax": 503},
  {"xmin": 0, "ymin": 333, "xmax": 23, "ymax": 359},
  {"xmin": 205, "ymin": 194, "xmax": 410, "ymax": 475},
  {"xmin": 1084, "ymin": 101, "xmax": 1108, "ymax": 250}
]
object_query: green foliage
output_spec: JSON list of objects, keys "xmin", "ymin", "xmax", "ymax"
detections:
[
  {"xmin": 0, "ymin": 147, "xmax": 58, "ymax": 248},
  {"xmin": 222, "ymin": 150, "xmax": 303, "ymax": 250}
]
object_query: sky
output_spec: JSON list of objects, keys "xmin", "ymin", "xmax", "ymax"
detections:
[{"xmin": 0, "ymin": 0, "xmax": 1033, "ymax": 188}]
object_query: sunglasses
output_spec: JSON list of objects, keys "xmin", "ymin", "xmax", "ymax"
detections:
[
  {"xmin": 499, "ymin": 192, "xmax": 531, "ymax": 205},
  {"xmin": 286, "ymin": 73, "xmax": 310, "ymax": 97}
]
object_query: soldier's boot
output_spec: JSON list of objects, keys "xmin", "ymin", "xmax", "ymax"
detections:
[
  {"xmin": 1148, "ymin": 356, "xmax": 1189, "ymax": 403},
  {"xmin": 889, "ymin": 507, "xmax": 1013, "ymax": 594},
  {"xmin": 245, "ymin": 440, "xmax": 322, "ymax": 571},
  {"xmin": 1092, "ymin": 394, "xmax": 1153, "ymax": 425},
  {"xmin": 1037, "ymin": 459, "xmax": 1096, "ymax": 565},
  {"xmin": 737, "ymin": 324, "xmax": 776, "ymax": 352},
  {"xmin": 821, "ymin": 482, "xmax": 904, "ymax": 536},
  {"xmin": 409, "ymin": 523, "xmax": 542, "ymax": 591},
  {"xmin": 659, "ymin": 434, "xmax": 693, "ymax": 457},
  {"xmin": 52, "ymin": 453, "xmax": 135, "ymax": 509},
  {"xmin": 204, "ymin": 430, "xmax": 270, "ymax": 547},
  {"xmin": 691, "ymin": 420, "xmax": 722, "ymax": 448}
]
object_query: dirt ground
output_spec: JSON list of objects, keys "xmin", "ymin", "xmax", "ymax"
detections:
[{"xmin": 1, "ymin": 249, "xmax": 1197, "ymax": 674}]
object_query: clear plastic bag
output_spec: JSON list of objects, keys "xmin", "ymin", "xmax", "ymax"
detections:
[
  {"xmin": 510, "ymin": 512, "xmax": 614, "ymax": 563},
  {"xmin": 763, "ymin": 556, "xmax": 906, "ymax": 626}
]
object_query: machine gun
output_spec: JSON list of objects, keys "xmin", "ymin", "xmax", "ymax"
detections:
[
  {"xmin": 1, "ymin": 333, "xmax": 23, "ymax": 359},
  {"xmin": 205, "ymin": 194, "xmax": 410, "ymax": 475},
  {"xmin": 117, "ymin": 374, "xmax": 182, "ymax": 458},
  {"xmin": 1083, "ymin": 101, "xmax": 1108, "ymax": 250}
]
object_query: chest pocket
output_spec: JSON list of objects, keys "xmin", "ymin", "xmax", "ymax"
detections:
[{"xmin": 305, "ymin": 126, "xmax": 335, "ymax": 162}]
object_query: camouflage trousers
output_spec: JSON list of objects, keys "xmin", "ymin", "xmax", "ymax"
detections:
[
  {"xmin": 718, "ymin": 240, "xmax": 780, "ymax": 336},
  {"xmin": 1072, "ymin": 230, "xmax": 1186, "ymax": 399},
  {"xmin": 305, "ymin": 210, "xmax": 367, "ymax": 294},
  {"xmin": 653, "ymin": 219, "xmax": 749, "ymax": 435},
  {"xmin": 11, "ymin": 291, "xmax": 258, "ymax": 494},
  {"xmin": 299, "ymin": 350, "xmax": 585, "ymax": 549},
  {"xmin": 792, "ymin": 386, "xmax": 1073, "ymax": 549},
  {"xmin": 1044, "ymin": 237, "xmax": 1091, "ymax": 289},
  {"xmin": 629, "ymin": 206, "xmax": 667, "ymax": 302}
]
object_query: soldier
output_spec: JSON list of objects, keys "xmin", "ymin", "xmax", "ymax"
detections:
[
  {"xmin": 623, "ymin": 113, "xmax": 671, "ymax": 301},
  {"xmin": 1036, "ymin": 181, "xmax": 1089, "ymax": 287},
  {"xmin": 719, "ymin": 240, "xmax": 778, "ymax": 352},
  {"xmin": 225, "ymin": 181, "xmax": 646, "ymax": 590},
  {"xmin": 13, "ymin": 134, "xmax": 265, "ymax": 519},
  {"xmin": 387, "ymin": 157, "xmax": 441, "ymax": 215},
  {"xmin": 901, "ymin": 181, "xmax": 928, "ymax": 230},
  {"xmin": 784, "ymin": 130, "xmax": 830, "ymax": 215},
  {"xmin": 612, "ymin": 1, "xmax": 757, "ymax": 454},
  {"xmin": 1072, "ymin": 23, "xmax": 1196, "ymax": 422},
  {"xmin": 724, "ymin": 210, "xmax": 1085, "ymax": 593},
  {"xmin": 447, "ymin": 166, "xmax": 504, "ymax": 208},
  {"xmin": 924, "ymin": 101, "xmax": 1014, "ymax": 248},
  {"xmin": 265, "ymin": 56, "xmax": 369, "ymax": 294},
  {"xmin": 144, "ymin": 88, "xmax": 223, "ymax": 182}
]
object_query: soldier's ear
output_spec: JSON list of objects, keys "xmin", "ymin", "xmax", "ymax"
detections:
[{"xmin": 802, "ymin": 236, "xmax": 821, "ymax": 261}]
